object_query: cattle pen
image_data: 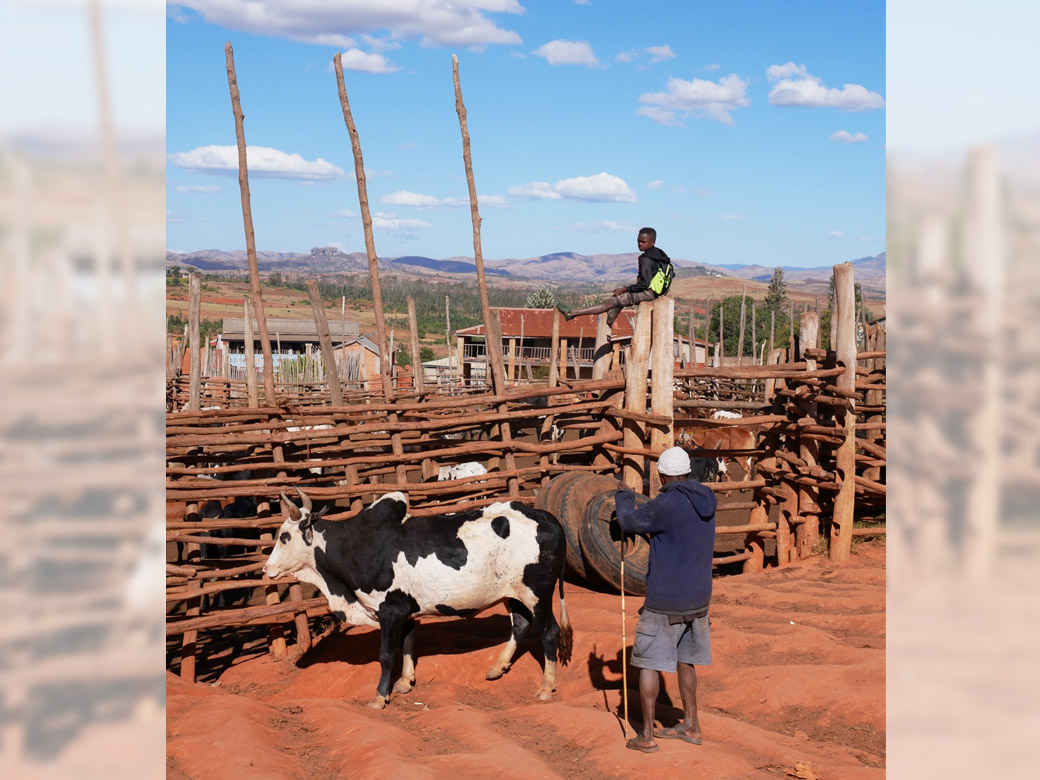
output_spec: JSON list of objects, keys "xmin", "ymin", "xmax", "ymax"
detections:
[
  {"xmin": 165, "ymin": 46, "xmax": 885, "ymax": 683},
  {"xmin": 166, "ymin": 283, "xmax": 885, "ymax": 681}
]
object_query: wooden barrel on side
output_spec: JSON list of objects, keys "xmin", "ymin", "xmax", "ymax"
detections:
[
  {"xmin": 579, "ymin": 490, "xmax": 651, "ymax": 595},
  {"xmin": 534, "ymin": 471, "xmax": 592, "ymax": 580}
]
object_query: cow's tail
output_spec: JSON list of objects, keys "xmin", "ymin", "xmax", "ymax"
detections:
[{"xmin": 557, "ymin": 557, "xmax": 573, "ymax": 666}]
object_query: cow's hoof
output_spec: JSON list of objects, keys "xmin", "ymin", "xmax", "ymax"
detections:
[
  {"xmin": 392, "ymin": 678, "xmax": 415, "ymax": 695},
  {"xmin": 367, "ymin": 696, "xmax": 389, "ymax": 710},
  {"xmin": 535, "ymin": 688, "xmax": 555, "ymax": 702},
  {"xmin": 486, "ymin": 666, "xmax": 507, "ymax": 681}
]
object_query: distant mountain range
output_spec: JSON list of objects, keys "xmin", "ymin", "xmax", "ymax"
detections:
[{"xmin": 167, "ymin": 246, "xmax": 885, "ymax": 293}]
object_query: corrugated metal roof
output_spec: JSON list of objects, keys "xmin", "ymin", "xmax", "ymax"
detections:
[
  {"xmin": 221, "ymin": 317, "xmax": 361, "ymax": 339},
  {"xmin": 456, "ymin": 308, "xmax": 637, "ymax": 338}
]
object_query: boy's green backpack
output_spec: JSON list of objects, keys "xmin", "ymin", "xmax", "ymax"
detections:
[{"xmin": 649, "ymin": 259, "xmax": 674, "ymax": 295}]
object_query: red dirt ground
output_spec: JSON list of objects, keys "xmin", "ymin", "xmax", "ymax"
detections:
[{"xmin": 167, "ymin": 540, "xmax": 885, "ymax": 780}]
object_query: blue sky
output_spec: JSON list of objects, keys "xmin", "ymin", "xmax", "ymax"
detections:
[{"xmin": 166, "ymin": 1, "xmax": 885, "ymax": 267}]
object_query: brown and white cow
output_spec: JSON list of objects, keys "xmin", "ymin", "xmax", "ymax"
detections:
[
  {"xmin": 263, "ymin": 490, "xmax": 573, "ymax": 709},
  {"xmin": 681, "ymin": 426, "xmax": 758, "ymax": 481}
]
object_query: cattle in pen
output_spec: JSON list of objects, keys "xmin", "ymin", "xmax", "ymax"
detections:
[{"xmin": 263, "ymin": 490, "xmax": 573, "ymax": 709}]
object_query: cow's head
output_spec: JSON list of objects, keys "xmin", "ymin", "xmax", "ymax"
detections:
[{"xmin": 263, "ymin": 490, "xmax": 329, "ymax": 580}]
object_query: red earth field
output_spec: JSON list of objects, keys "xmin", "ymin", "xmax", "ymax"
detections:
[{"xmin": 167, "ymin": 540, "xmax": 885, "ymax": 780}]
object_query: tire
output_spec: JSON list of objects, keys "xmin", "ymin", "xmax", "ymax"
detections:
[
  {"xmin": 556, "ymin": 474, "xmax": 617, "ymax": 581},
  {"xmin": 579, "ymin": 491, "xmax": 650, "ymax": 595}
]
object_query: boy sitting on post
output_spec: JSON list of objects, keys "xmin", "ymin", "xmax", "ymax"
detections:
[{"xmin": 557, "ymin": 227, "xmax": 674, "ymax": 332}]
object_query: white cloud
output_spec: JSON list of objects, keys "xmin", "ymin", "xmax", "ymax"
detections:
[
  {"xmin": 334, "ymin": 208, "xmax": 359, "ymax": 218},
  {"xmin": 398, "ymin": 141, "xmax": 418, "ymax": 150},
  {"xmin": 704, "ymin": 63, "xmax": 721, "ymax": 71},
  {"xmin": 533, "ymin": 39, "xmax": 600, "ymax": 67},
  {"xmin": 829, "ymin": 230, "xmax": 846, "ymax": 239},
  {"xmin": 831, "ymin": 130, "xmax": 869, "ymax": 144},
  {"xmin": 173, "ymin": 184, "xmax": 221, "ymax": 193},
  {"xmin": 509, "ymin": 172, "xmax": 636, "ymax": 203},
  {"xmin": 718, "ymin": 214, "xmax": 744, "ymax": 222},
  {"xmin": 638, "ymin": 74, "xmax": 750, "ymax": 126},
  {"xmin": 169, "ymin": 145, "xmax": 345, "ymax": 181},
  {"xmin": 616, "ymin": 50, "xmax": 636, "ymax": 64},
  {"xmin": 574, "ymin": 0, "xmax": 591, "ymax": 5},
  {"xmin": 566, "ymin": 220, "xmax": 637, "ymax": 233},
  {"xmin": 170, "ymin": 1, "xmax": 523, "ymax": 48},
  {"xmin": 372, "ymin": 212, "xmax": 432, "ymax": 231},
  {"xmin": 381, "ymin": 190, "xmax": 508, "ymax": 209},
  {"xmin": 694, "ymin": 188, "xmax": 709, "ymax": 197},
  {"xmin": 336, "ymin": 48, "xmax": 397, "ymax": 73},
  {"xmin": 646, "ymin": 45, "xmax": 675, "ymax": 63},
  {"xmin": 767, "ymin": 62, "xmax": 884, "ymax": 111},
  {"xmin": 646, "ymin": 180, "xmax": 663, "ymax": 190}
]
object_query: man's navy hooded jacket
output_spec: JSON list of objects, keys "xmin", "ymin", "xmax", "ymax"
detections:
[{"xmin": 614, "ymin": 479, "xmax": 717, "ymax": 614}]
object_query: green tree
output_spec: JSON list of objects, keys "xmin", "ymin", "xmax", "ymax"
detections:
[
  {"xmin": 525, "ymin": 286, "xmax": 557, "ymax": 308},
  {"xmin": 396, "ymin": 348, "xmax": 410, "ymax": 367},
  {"xmin": 419, "ymin": 346, "xmax": 435, "ymax": 363},
  {"xmin": 764, "ymin": 267, "xmax": 788, "ymax": 315}
]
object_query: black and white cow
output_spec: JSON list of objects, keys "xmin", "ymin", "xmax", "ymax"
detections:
[{"xmin": 263, "ymin": 490, "xmax": 573, "ymax": 709}]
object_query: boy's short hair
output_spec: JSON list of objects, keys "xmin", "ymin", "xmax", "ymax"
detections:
[{"xmin": 638, "ymin": 226, "xmax": 656, "ymax": 240}]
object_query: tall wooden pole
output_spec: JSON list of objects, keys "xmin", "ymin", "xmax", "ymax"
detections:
[
  {"xmin": 687, "ymin": 306, "xmax": 696, "ymax": 367},
  {"xmin": 751, "ymin": 302, "xmax": 757, "ymax": 365},
  {"xmin": 622, "ymin": 302, "xmax": 654, "ymax": 490},
  {"xmin": 797, "ymin": 310, "xmax": 821, "ymax": 557},
  {"xmin": 829, "ymin": 262, "xmax": 857, "ymax": 562},
  {"xmin": 718, "ymin": 302, "xmax": 725, "ymax": 365},
  {"xmin": 187, "ymin": 272, "xmax": 202, "ymax": 412},
  {"xmin": 453, "ymin": 54, "xmax": 516, "ymax": 496},
  {"xmin": 333, "ymin": 52, "xmax": 393, "ymax": 401},
  {"xmin": 306, "ymin": 280, "xmax": 344, "ymax": 406},
  {"xmin": 225, "ymin": 43, "xmax": 277, "ymax": 407},
  {"xmin": 648, "ymin": 298, "xmax": 675, "ymax": 497},
  {"xmin": 769, "ymin": 308, "xmax": 775, "ymax": 357},
  {"xmin": 737, "ymin": 286, "xmax": 747, "ymax": 366},
  {"xmin": 407, "ymin": 296, "xmax": 426, "ymax": 393},
  {"xmin": 703, "ymin": 298, "xmax": 711, "ymax": 367},
  {"xmin": 334, "ymin": 52, "xmax": 406, "ymax": 485},
  {"xmin": 242, "ymin": 297, "xmax": 259, "ymax": 407}
]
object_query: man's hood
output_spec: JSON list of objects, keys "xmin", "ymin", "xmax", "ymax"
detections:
[
  {"xmin": 664, "ymin": 479, "xmax": 717, "ymax": 517},
  {"xmin": 641, "ymin": 246, "xmax": 671, "ymax": 263}
]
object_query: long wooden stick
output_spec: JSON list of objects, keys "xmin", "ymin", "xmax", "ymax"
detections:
[{"xmin": 620, "ymin": 536, "xmax": 630, "ymax": 741}]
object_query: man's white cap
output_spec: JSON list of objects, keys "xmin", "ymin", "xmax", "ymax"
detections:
[{"xmin": 658, "ymin": 446, "xmax": 691, "ymax": 476}]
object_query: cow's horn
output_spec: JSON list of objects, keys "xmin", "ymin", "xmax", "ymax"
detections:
[
  {"xmin": 296, "ymin": 488, "xmax": 313, "ymax": 513},
  {"xmin": 280, "ymin": 492, "xmax": 302, "ymax": 522}
]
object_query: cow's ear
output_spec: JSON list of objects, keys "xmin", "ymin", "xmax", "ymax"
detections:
[{"xmin": 280, "ymin": 492, "xmax": 302, "ymax": 523}]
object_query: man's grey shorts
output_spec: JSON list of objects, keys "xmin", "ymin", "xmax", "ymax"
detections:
[
  {"xmin": 611, "ymin": 289, "xmax": 658, "ymax": 308},
  {"xmin": 630, "ymin": 609, "xmax": 712, "ymax": 672}
]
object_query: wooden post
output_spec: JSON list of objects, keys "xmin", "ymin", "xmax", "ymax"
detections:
[
  {"xmin": 453, "ymin": 54, "xmax": 516, "ymax": 496},
  {"xmin": 225, "ymin": 43, "xmax": 277, "ymax": 408},
  {"xmin": 333, "ymin": 54, "xmax": 393, "ymax": 402},
  {"xmin": 789, "ymin": 299, "xmax": 796, "ymax": 360},
  {"xmin": 718, "ymin": 303, "xmax": 725, "ymax": 365},
  {"xmin": 829, "ymin": 262, "xmax": 857, "ymax": 562},
  {"xmin": 548, "ymin": 311, "xmax": 561, "ymax": 386},
  {"xmin": 407, "ymin": 296, "xmax": 426, "ymax": 394},
  {"xmin": 507, "ymin": 337, "xmax": 517, "ymax": 383},
  {"xmin": 334, "ymin": 52, "xmax": 407, "ymax": 484},
  {"xmin": 592, "ymin": 314, "xmax": 611, "ymax": 380},
  {"xmin": 622, "ymin": 301, "xmax": 653, "ymax": 491},
  {"xmin": 305, "ymin": 280, "xmax": 344, "ymax": 406},
  {"xmin": 241, "ymin": 298, "xmax": 259, "ymax": 406},
  {"xmin": 737, "ymin": 286, "xmax": 747, "ymax": 366},
  {"xmin": 559, "ymin": 338, "xmax": 569, "ymax": 382},
  {"xmin": 797, "ymin": 310, "xmax": 821, "ymax": 557},
  {"xmin": 187, "ymin": 272, "xmax": 202, "ymax": 412},
  {"xmin": 687, "ymin": 307, "xmax": 696, "ymax": 367},
  {"xmin": 648, "ymin": 297, "xmax": 675, "ymax": 497},
  {"xmin": 703, "ymin": 298, "xmax": 711, "ymax": 368},
  {"xmin": 769, "ymin": 308, "xmax": 775, "ymax": 357},
  {"xmin": 751, "ymin": 302, "xmax": 757, "ymax": 365}
]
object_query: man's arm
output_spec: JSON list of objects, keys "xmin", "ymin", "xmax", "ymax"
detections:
[
  {"xmin": 614, "ymin": 485, "xmax": 667, "ymax": 534},
  {"xmin": 625, "ymin": 254, "xmax": 655, "ymax": 294}
]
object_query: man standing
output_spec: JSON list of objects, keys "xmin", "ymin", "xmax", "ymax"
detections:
[
  {"xmin": 556, "ymin": 227, "xmax": 673, "ymax": 331},
  {"xmin": 614, "ymin": 447, "xmax": 717, "ymax": 753}
]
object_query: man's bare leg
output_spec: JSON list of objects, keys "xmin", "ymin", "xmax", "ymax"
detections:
[
  {"xmin": 629, "ymin": 668, "xmax": 659, "ymax": 749},
  {"xmin": 676, "ymin": 662, "xmax": 702, "ymax": 740}
]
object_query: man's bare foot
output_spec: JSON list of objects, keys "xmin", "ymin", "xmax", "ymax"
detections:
[{"xmin": 625, "ymin": 735, "xmax": 659, "ymax": 753}]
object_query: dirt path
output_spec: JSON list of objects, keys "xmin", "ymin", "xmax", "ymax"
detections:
[{"xmin": 167, "ymin": 541, "xmax": 884, "ymax": 779}]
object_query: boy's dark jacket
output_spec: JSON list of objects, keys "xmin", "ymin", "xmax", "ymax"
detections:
[
  {"xmin": 626, "ymin": 246, "xmax": 671, "ymax": 295},
  {"xmin": 614, "ymin": 479, "xmax": 717, "ymax": 614}
]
